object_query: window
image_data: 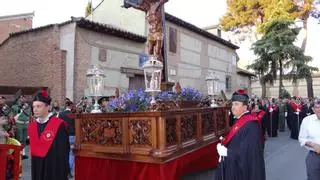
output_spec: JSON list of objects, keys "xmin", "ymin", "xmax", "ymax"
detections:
[
  {"xmin": 129, "ymin": 75, "xmax": 145, "ymax": 90},
  {"xmin": 169, "ymin": 27, "xmax": 177, "ymax": 53},
  {"xmin": 226, "ymin": 75, "xmax": 232, "ymax": 92},
  {"xmin": 99, "ymin": 48, "xmax": 106, "ymax": 62}
]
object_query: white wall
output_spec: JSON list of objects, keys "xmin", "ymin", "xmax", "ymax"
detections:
[
  {"xmin": 60, "ymin": 23, "xmax": 76, "ymax": 101},
  {"xmin": 166, "ymin": 22, "xmax": 237, "ymax": 97},
  {"xmin": 251, "ymin": 74, "xmax": 320, "ymax": 98},
  {"xmin": 83, "ymin": 30, "xmax": 146, "ymax": 96},
  {"xmin": 87, "ymin": 0, "xmax": 146, "ymax": 36}
]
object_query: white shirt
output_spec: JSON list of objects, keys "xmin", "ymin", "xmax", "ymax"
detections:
[
  {"xmin": 235, "ymin": 111, "xmax": 250, "ymax": 119},
  {"xmin": 299, "ymin": 114, "xmax": 320, "ymax": 151},
  {"xmin": 35, "ymin": 113, "xmax": 52, "ymax": 124}
]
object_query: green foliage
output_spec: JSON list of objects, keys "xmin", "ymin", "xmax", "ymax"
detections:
[
  {"xmin": 250, "ymin": 19, "xmax": 305, "ymax": 93},
  {"xmin": 222, "ymin": 0, "xmax": 319, "ymax": 98},
  {"xmin": 260, "ymin": 73, "xmax": 274, "ymax": 85},
  {"xmin": 279, "ymin": 88, "xmax": 291, "ymax": 98}
]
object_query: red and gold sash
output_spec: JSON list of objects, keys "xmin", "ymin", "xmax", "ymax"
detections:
[
  {"xmin": 28, "ymin": 117, "xmax": 64, "ymax": 157},
  {"xmin": 223, "ymin": 114, "xmax": 258, "ymax": 146}
]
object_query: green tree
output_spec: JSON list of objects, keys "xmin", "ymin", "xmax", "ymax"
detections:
[
  {"xmin": 247, "ymin": 54, "xmax": 273, "ymax": 98},
  {"xmin": 221, "ymin": 0, "xmax": 319, "ymax": 98},
  {"xmin": 292, "ymin": 0, "xmax": 320, "ymax": 98},
  {"xmin": 251, "ymin": 19, "xmax": 307, "ymax": 97}
]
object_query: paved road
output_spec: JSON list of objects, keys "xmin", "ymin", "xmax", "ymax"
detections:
[
  {"xmin": 181, "ymin": 130, "xmax": 308, "ymax": 180},
  {"xmin": 21, "ymin": 131, "xmax": 308, "ymax": 180}
]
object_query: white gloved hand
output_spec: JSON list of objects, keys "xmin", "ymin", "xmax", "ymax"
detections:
[
  {"xmin": 217, "ymin": 143, "xmax": 228, "ymax": 157},
  {"xmin": 295, "ymin": 111, "xmax": 300, "ymax": 115},
  {"xmin": 285, "ymin": 112, "xmax": 288, "ymax": 117},
  {"xmin": 269, "ymin": 108, "xmax": 273, "ymax": 113}
]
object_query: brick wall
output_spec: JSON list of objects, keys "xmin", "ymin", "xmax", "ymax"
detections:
[
  {"xmin": 0, "ymin": 17, "xmax": 33, "ymax": 43},
  {"xmin": 0, "ymin": 25, "xmax": 66, "ymax": 105}
]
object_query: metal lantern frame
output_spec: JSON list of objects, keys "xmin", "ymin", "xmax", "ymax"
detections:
[
  {"xmin": 86, "ymin": 65, "xmax": 106, "ymax": 113},
  {"xmin": 142, "ymin": 56, "xmax": 163, "ymax": 104},
  {"xmin": 205, "ymin": 72, "xmax": 219, "ymax": 107}
]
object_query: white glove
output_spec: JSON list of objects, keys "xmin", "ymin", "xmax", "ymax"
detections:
[
  {"xmin": 217, "ymin": 143, "xmax": 228, "ymax": 157},
  {"xmin": 285, "ymin": 112, "xmax": 288, "ymax": 117},
  {"xmin": 269, "ymin": 108, "xmax": 273, "ymax": 113}
]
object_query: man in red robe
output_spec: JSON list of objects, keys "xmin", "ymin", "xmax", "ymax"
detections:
[
  {"xmin": 28, "ymin": 88, "xmax": 69, "ymax": 180},
  {"xmin": 215, "ymin": 89, "xmax": 266, "ymax": 180}
]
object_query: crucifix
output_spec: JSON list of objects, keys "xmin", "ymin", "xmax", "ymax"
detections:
[{"xmin": 124, "ymin": 0, "xmax": 169, "ymax": 62}]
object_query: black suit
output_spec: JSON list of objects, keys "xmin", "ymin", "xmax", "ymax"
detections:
[{"xmin": 59, "ymin": 110, "xmax": 75, "ymax": 136}]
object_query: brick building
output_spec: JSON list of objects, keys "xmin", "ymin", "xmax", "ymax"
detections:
[
  {"xmin": 0, "ymin": 12, "xmax": 34, "ymax": 44},
  {"xmin": 0, "ymin": 18, "xmax": 146, "ymax": 105}
]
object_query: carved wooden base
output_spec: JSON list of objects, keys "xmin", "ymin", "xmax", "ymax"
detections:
[{"xmin": 75, "ymin": 107, "xmax": 230, "ymax": 164}]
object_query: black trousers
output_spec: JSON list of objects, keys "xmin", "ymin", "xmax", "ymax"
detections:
[{"xmin": 306, "ymin": 151, "xmax": 320, "ymax": 180}]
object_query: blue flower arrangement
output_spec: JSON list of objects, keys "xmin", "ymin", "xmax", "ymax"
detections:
[
  {"xmin": 108, "ymin": 89, "xmax": 151, "ymax": 112},
  {"xmin": 179, "ymin": 87, "xmax": 204, "ymax": 101},
  {"xmin": 108, "ymin": 87, "xmax": 203, "ymax": 112},
  {"xmin": 156, "ymin": 91, "xmax": 178, "ymax": 101}
]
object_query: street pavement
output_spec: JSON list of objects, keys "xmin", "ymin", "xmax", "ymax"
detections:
[
  {"xmin": 21, "ymin": 130, "xmax": 308, "ymax": 180},
  {"xmin": 181, "ymin": 130, "xmax": 308, "ymax": 180}
]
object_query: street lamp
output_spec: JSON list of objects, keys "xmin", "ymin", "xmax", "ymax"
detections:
[
  {"xmin": 86, "ymin": 65, "xmax": 105, "ymax": 113},
  {"xmin": 142, "ymin": 56, "xmax": 163, "ymax": 104},
  {"xmin": 205, "ymin": 72, "xmax": 219, "ymax": 107}
]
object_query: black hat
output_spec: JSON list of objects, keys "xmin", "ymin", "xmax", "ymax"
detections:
[
  {"xmin": 98, "ymin": 96, "xmax": 109, "ymax": 104},
  {"xmin": 65, "ymin": 100, "xmax": 74, "ymax": 106},
  {"xmin": 33, "ymin": 88, "xmax": 51, "ymax": 105},
  {"xmin": 231, "ymin": 89, "xmax": 249, "ymax": 104},
  {"xmin": 81, "ymin": 96, "xmax": 88, "ymax": 100}
]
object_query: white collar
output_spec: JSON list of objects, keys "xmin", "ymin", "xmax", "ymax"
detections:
[
  {"xmin": 235, "ymin": 111, "xmax": 249, "ymax": 119},
  {"xmin": 36, "ymin": 113, "xmax": 52, "ymax": 124}
]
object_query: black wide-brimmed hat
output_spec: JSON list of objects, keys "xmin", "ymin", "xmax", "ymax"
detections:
[
  {"xmin": 33, "ymin": 88, "xmax": 51, "ymax": 105},
  {"xmin": 231, "ymin": 89, "xmax": 249, "ymax": 103}
]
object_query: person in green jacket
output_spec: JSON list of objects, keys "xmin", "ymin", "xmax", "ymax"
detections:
[
  {"xmin": 278, "ymin": 98, "xmax": 287, "ymax": 132},
  {"xmin": 11, "ymin": 95, "xmax": 31, "ymax": 159}
]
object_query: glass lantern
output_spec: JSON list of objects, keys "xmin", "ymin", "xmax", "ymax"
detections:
[
  {"xmin": 142, "ymin": 56, "xmax": 163, "ymax": 104},
  {"xmin": 86, "ymin": 65, "xmax": 105, "ymax": 113},
  {"xmin": 205, "ymin": 72, "xmax": 219, "ymax": 107}
]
